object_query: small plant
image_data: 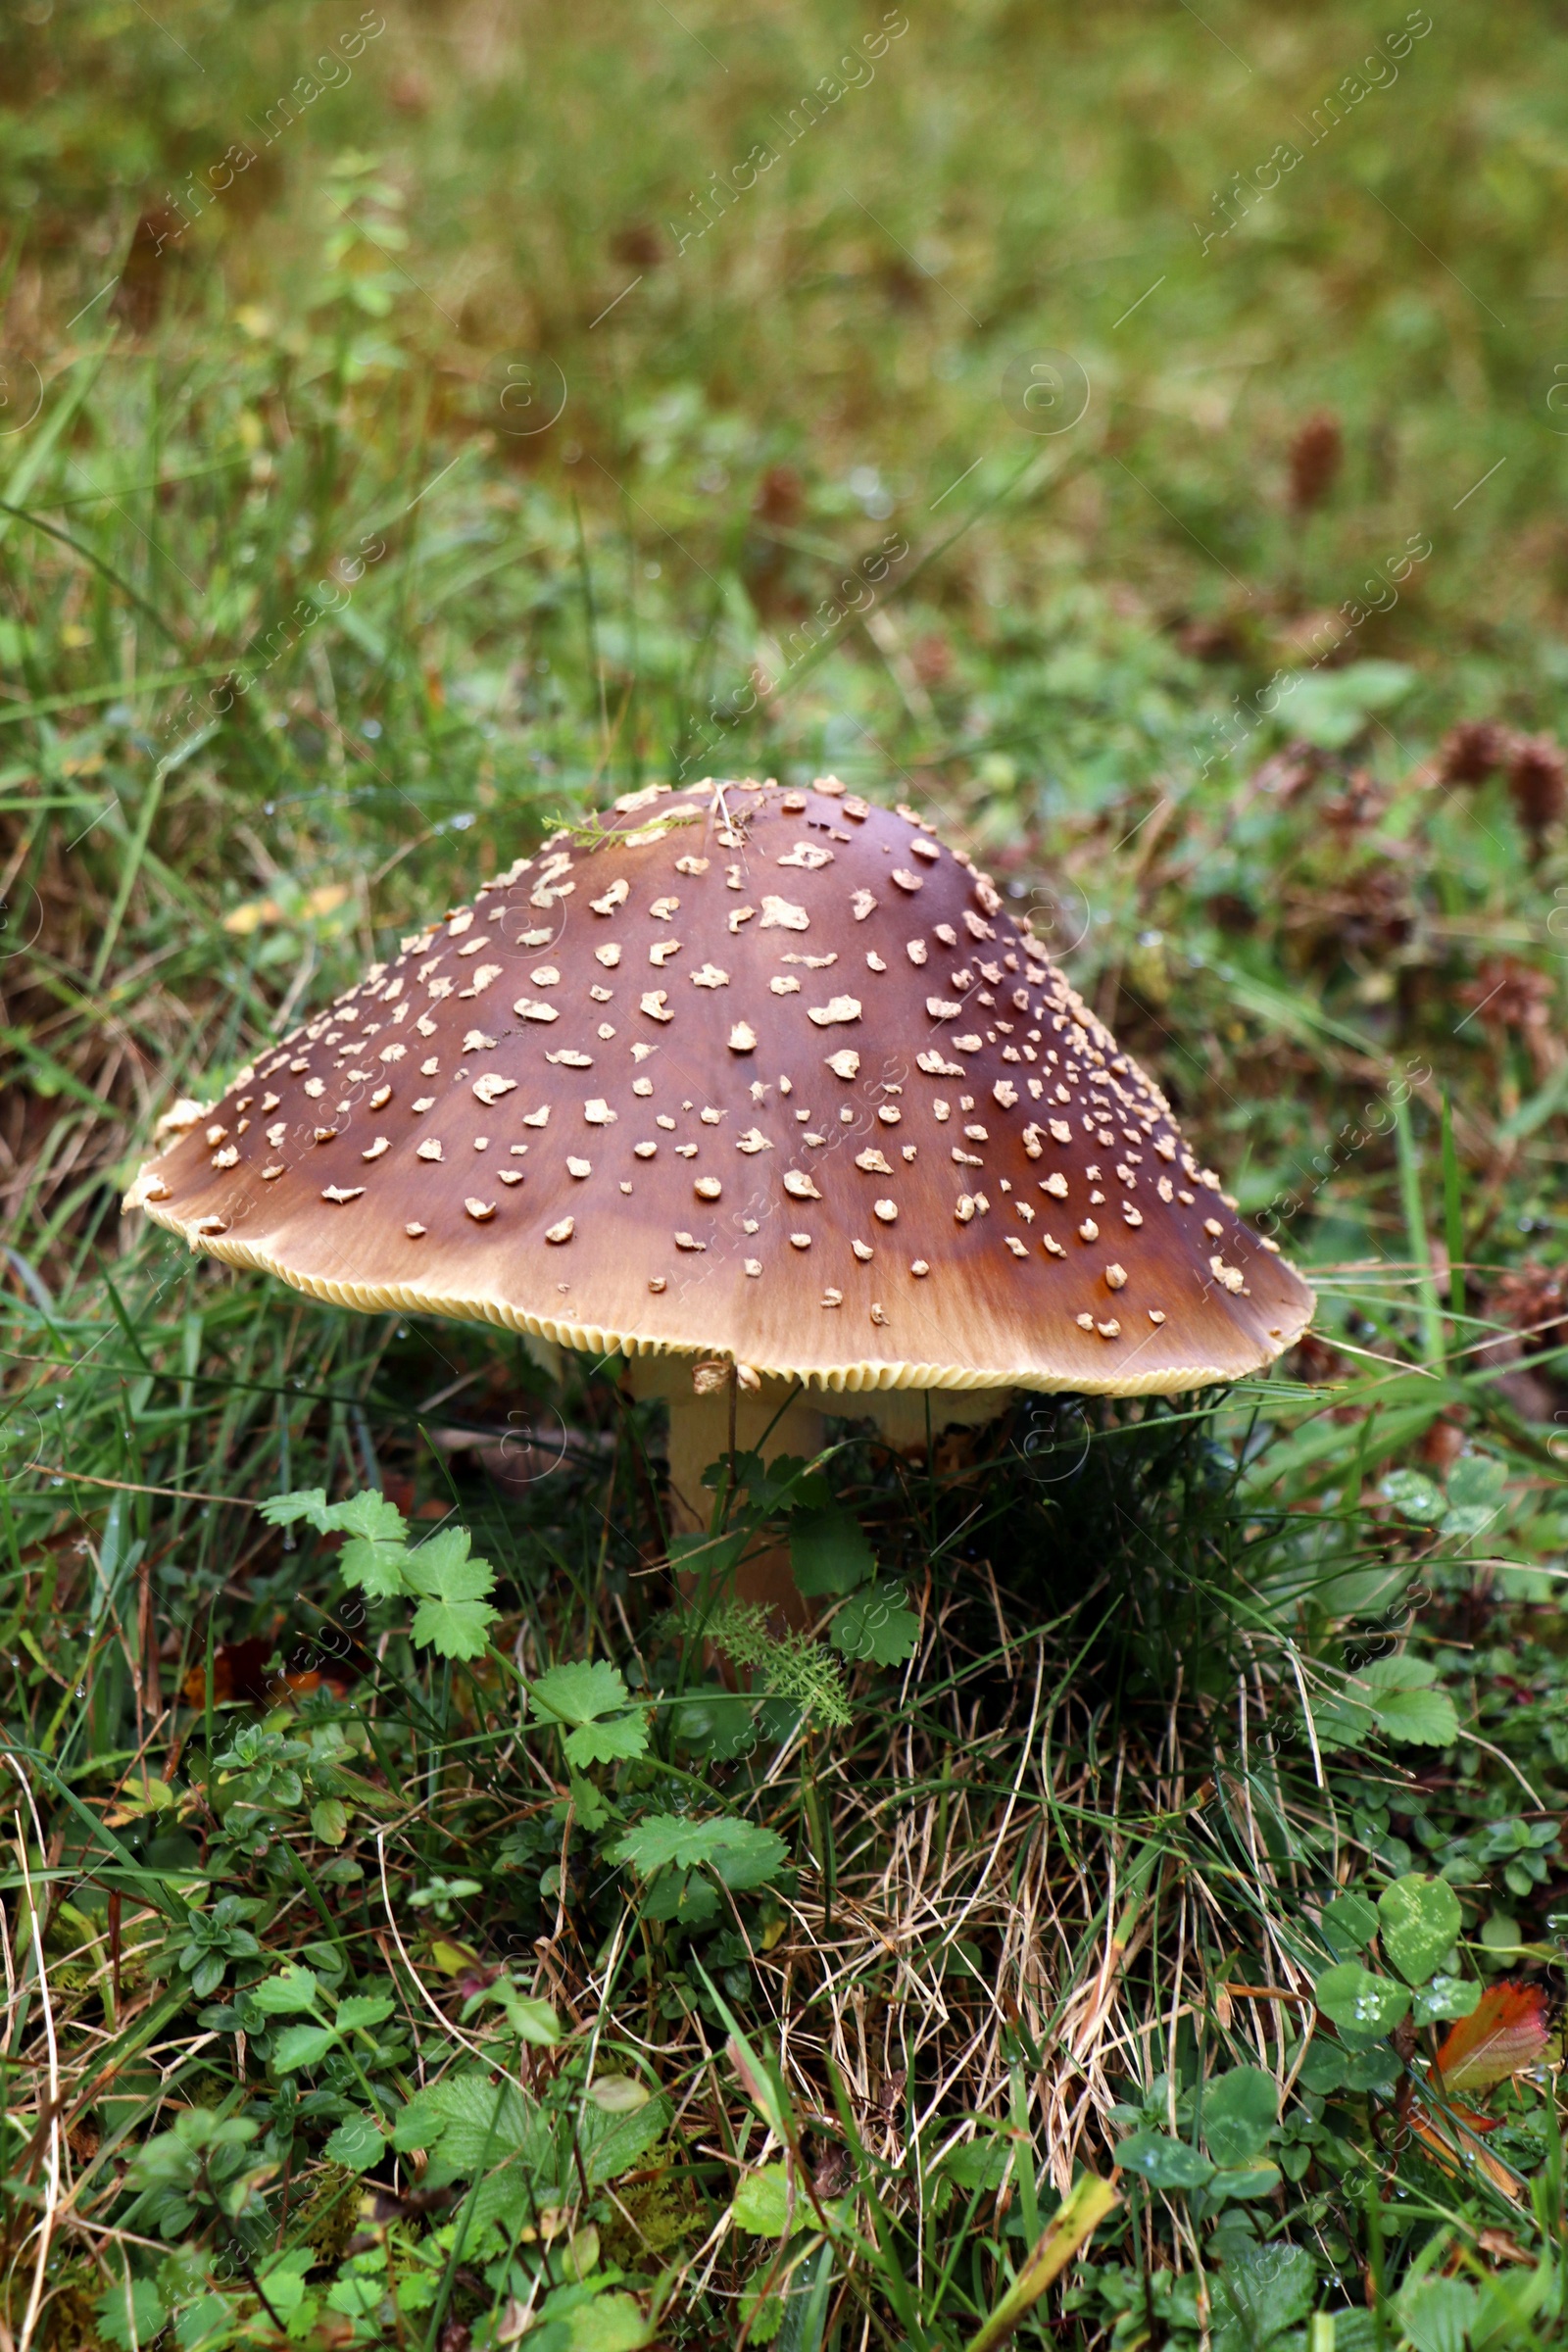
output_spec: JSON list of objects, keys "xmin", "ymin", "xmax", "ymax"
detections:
[
  {"xmin": 122, "ymin": 2109, "xmax": 276, "ymax": 2242},
  {"xmin": 170, "ymin": 1893, "xmax": 265, "ymax": 2000},
  {"xmin": 261, "ymin": 1487, "xmax": 501, "ymax": 1657}
]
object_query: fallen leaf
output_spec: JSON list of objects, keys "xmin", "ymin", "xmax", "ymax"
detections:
[
  {"xmin": 1407, "ymin": 2110, "xmax": 1521, "ymax": 2202},
  {"xmin": 181, "ymin": 1636, "xmax": 363, "ymax": 1708},
  {"xmin": 1432, "ymin": 1981, "xmax": 1557, "ymax": 2093},
  {"xmin": 222, "ymin": 883, "xmax": 352, "ymax": 935},
  {"xmin": 427, "ymin": 1936, "xmax": 481, "ymax": 1976}
]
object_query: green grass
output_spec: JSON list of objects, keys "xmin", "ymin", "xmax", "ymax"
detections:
[{"xmin": 3, "ymin": 3, "xmax": 1568, "ymax": 2346}]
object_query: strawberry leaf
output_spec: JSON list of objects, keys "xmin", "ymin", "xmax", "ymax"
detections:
[{"xmin": 1432, "ymin": 1982, "xmax": 1556, "ymax": 2092}]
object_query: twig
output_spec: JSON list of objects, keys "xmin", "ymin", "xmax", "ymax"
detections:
[
  {"xmin": 374, "ymin": 1833, "xmax": 492, "ymax": 2063},
  {"xmin": 18, "ymin": 1461, "xmax": 251, "ymax": 1505},
  {"xmin": 1223, "ymin": 1984, "xmax": 1316, "ymax": 2005},
  {"xmin": 6, "ymin": 1784, "xmax": 62, "ymax": 2352}
]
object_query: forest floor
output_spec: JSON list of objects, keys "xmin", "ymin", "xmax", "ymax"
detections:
[{"xmin": 4, "ymin": 4, "xmax": 1568, "ymax": 2346}]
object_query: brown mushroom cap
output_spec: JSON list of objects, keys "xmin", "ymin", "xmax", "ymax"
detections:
[{"xmin": 124, "ymin": 778, "xmax": 1313, "ymax": 1396}]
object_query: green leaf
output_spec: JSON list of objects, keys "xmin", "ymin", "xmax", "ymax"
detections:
[
  {"xmin": 1113, "ymin": 2131, "xmax": 1215, "ymax": 2191},
  {"xmin": 790, "ymin": 1506, "xmax": 875, "ymax": 1597},
  {"xmin": 1322, "ymin": 1890, "xmax": 1379, "ymax": 1958},
  {"xmin": 336, "ymin": 1994, "xmax": 395, "ymax": 2033},
  {"xmin": 577, "ymin": 2089, "xmax": 670, "ymax": 2184},
  {"xmin": 668, "ymin": 1528, "xmax": 750, "ymax": 1594},
  {"xmin": 534, "ymin": 1660, "xmax": 635, "ymax": 1727},
  {"xmin": 1206, "ymin": 2160, "xmax": 1282, "ymax": 2206},
  {"xmin": 609, "ymin": 1813, "xmax": 788, "ymax": 1889},
  {"xmin": 1362, "ymin": 1652, "xmax": 1440, "ymax": 1692},
  {"xmin": 272, "ymin": 2022, "xmax": 338, "ymax": 2072},
  {"xmin": 1344, "ymin": 2046, "xmax": 1402, "ymax": 2095},
  {"xmin": 249, "ymin": 1967, "xmax": 320, "ymax": 2014},
  {"xmin": 255, "ymin": 2251, "xmax": 315, "ymax": 2322},
  {"xmin": 339, "ymin": 1531, "xmax": 411, "ymax": 1600},
  {"xmin": 705, "ymin": 1447, "xmax": 764, "ymax": 1493},
  {"xmin": 311, "ymin": 1797, "xmax": 349, "ymax": 1845},
  {"xmin": 1296, "ymin": 2043, "xmax": 1346, "ymax": 2095},
  {"xmin": 325, "ymin": 2111, "xmax": 384, "ymax": 2172},
  {"xmin": 743, "ymin": 2285, "xmax": 787, "ymax": 2346},
  {"xmin": 744, "ymin": 1453, "xmax": 830, "ymax": 1513},
  {"xmin": 555, "ymin": 2290, "xmax": 655, "ymax": 2350},
  {"xmin": 641, "ymin": 1869, "xmax": 720, "ymax": 1926},
  {"xmin": 1412, "ymin": 1974, "xmax": 1481, "ymax": 2028},
  {"xmin": 260, "ymin": 1488, "xmax": 333, "ymax": 1532},
  {"xmin": 1308, "ymin": 1690, "xmax": 1375, "ymax": 1752},
  {"xmin": 1357, "ymin": 1654, "xmax": 1460, "ymax": 1747},
  {"xmin": 1279, "ymin": 659, "xmax": 1414, "ymax": 750},
  {"xmin": 393, "ymin": 2070, "xmax": 542, "ymax": 2163},
  {"xmin": 830, "ymin": 1586, "xmax": 921, "ymax": 1667},
  {"xmin": 1201, "ymin": 2066, "xmax": 1277, "ymax": 2168},
  {"xmin": 172, "ymin": 2289, "xmax": 231, "ymax": 2343},
  {"xmin": 732, "ymin": 2160, "xmax": 795, "ymax": 2235},
  {"xmin": 1380, "ymin": 1468, "xmax": 1446, "ymax": 1525},
  {"xmin": 261, "ymin": 1488, "xmax": 408, "ymax": 1558},
  {"xmin": 494, "ymin": 1986, "xmax": 563, "ymax": 2045},
  {"xmin": 1313, "ymin": 1960, "xmax": 1410, "ymax": 2043},
  {"xmin": 564, "ymin": 1713, "xmax": 650, "ymax": 1768},
  {"xmin": 569, "ymin": 1770, "xmax": 614, "ymax": 1831},
  {"xmin": 1442, "ymin": 1453, "xmax": 1509, "ymax": 1542},
  {"xmin": 1378, "ymin": 1874, "xmax": 1462, "ymax": 1986},
  {"xmin": 97, "ymin": 2278, "xmax": 167, "ymax": 2350},
  {"xmin": 534, "ymin": 1661, "xmax": 649, "ymax": 1764},
  {"xmin": 1215, "ymin": 2242, "xmax": 1315, "ymax": 2346},
  {"xmin": 942, "ymin": 2137, "xmax": 1009, "ymax": 2193},
  {"xmin": 404, "ymin": 1527, "xmax": 499, "ymax": 1658},
  {"xmin": 332, "ymin": 1491, "xmax": 409, "ymax": 1542},
  {"xmin": 1397, "ymin": 2275, "xmax": 1479, "ymax": 2352},
  {"xmin": 1370, "ymin": 1685, "xmax": 1460, "ymax": 1747},
  {"xmin": 589, "ymin": 2076, "xmax": 651, "ymax": 2113}
]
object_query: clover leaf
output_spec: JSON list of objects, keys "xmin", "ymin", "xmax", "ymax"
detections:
[{"xmin": 1378, "ymin": 1873, "xmax": 1462, "ymax": 1986}]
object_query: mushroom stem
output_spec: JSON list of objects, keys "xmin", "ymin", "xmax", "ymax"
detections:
[
  {"xmin": 625, "ymin": 1364, "xmax": 1020, "ymax": 1638},
  {"xmin": 848, "ymin": 1386, "xmax": 1015, "ymax": 1451},
  {"xmin": 625, "ymin": 1362, "xmax": 822, "ymax": 1629},
  {"xmin": 665, "ymin": 1384, "xmax": 826, "ymax": 1536},
  {"xmin": 668, "ymin": 1383, "xmax": 825, "ymax": 1632}
]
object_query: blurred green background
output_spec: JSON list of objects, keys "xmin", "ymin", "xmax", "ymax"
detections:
[{"xmin": 3, "ymin": 0, "xmax": 1566, "ymax": 1268}]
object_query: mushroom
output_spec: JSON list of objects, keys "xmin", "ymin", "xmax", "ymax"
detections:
[{"xmin": 123, "ymin": 777, "xmax": 1313, "ymax": 1622}]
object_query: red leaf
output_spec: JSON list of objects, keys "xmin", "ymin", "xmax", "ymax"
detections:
[
  {"xmin": 1407, "ymin": 2111, "xmax": 1521, "ymax": 2201},
  {"xmin": 1432, "ymin": 1983, "xmax": 1557, "ymax": 2093},
  {"xmin": 181, "ymin": 1634, "xmax": 366, "ymax": 1708}
]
